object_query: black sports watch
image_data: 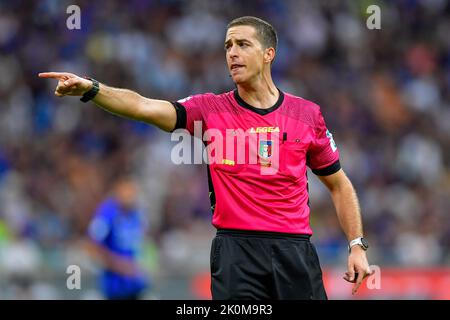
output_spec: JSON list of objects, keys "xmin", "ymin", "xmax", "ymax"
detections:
[
  {"xmin": 80, "ymin": 77, "xmax": 100, "ymax": 102},
  {"xmin": 348, "ymin": 237, "xmax": 369, "ymax": 253}
]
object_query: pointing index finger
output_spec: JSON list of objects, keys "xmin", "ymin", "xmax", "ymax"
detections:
[
  {"xmin": 352, "ymin": 270, "xmax": 365, "ymax": 295},
  {"xmin": 38, "ymin": 72, "xmax": 71, "ymax": 80}
]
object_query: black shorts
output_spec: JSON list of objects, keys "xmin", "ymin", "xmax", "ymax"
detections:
[{"xmin": 210, "ymin": 229, "xmax": 327, "ymax": 300}]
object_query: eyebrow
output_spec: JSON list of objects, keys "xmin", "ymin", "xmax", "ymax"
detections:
[{"xmin": 224, "ymin": 38, "xmax": 252, "ymax": 46}]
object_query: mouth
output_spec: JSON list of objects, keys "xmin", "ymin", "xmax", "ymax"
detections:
[{"xmin": 230, "ymin": 64, "xmax": 245, "ymax": 72}]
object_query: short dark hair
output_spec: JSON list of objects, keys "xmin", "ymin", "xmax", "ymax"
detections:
[{"xmin": 227, "ymin": 16, "xmax": 278, "ymax": 51}]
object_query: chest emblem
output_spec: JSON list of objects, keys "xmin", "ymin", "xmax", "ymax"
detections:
[{"xmin": 258, "ymin": 140, "xmax": 273, "ymax": 167}]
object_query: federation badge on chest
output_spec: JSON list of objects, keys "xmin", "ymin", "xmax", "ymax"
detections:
[{"xmin": 258, "ymin": 140, "xmax": 272, "ymax": 167}]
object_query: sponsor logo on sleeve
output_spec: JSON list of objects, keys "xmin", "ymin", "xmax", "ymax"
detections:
[{"xmin": 326, "ymin": 129, "xmax": 337, "ymax": 152}]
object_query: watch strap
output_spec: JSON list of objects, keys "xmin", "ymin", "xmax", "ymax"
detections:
[{"xmin": 80, "ymin": 77, "xmax": 100, "ymax": 102}]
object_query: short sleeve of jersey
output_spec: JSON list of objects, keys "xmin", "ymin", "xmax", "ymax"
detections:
[
  {"xmin": 171, "ymin": 93, "xmax": 214, "ymax": 135},
  {"xmin": 88, "ymin": 201, "xmax": 113, "ymax": 245},
  {"xmin": 307, "ymin": 108, "xmax": 341, "ymax": 176}
]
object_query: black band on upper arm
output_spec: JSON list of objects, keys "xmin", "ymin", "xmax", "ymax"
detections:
[
  {"xmin": 312, "ymin": 160, "xmax": 341, "ymax": 176},
  {"xmin": 171, "ymin": 102, "xmax": 187, "ymax": 131}
]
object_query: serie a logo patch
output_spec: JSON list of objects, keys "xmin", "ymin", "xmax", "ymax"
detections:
[{"xmin": 326, "ymin": 129, "xmax": 337, "ymax": 152}]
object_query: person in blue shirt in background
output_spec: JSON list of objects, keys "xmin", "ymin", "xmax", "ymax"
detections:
[{"xmin": 87, "ymin": 174, "xmax": 149, "ymax": 300}]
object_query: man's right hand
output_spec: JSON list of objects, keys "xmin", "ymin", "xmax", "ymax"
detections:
[
  {"xmin": 38, "ymin": 71, "xmax": 178, "ymax": 132},
  {"xmin": 38, "ymin": 72, "xmax": 93, "ymax": 97}
]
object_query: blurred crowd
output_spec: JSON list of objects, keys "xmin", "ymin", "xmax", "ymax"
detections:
[{"xmin": 0, "ymin": 0, "xmax": 449, "ymax": 299}]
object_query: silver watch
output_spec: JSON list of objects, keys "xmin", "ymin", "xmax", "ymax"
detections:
[{"xmin": 348, "ymin": 237, "xmax": 369, "ymax": 253}]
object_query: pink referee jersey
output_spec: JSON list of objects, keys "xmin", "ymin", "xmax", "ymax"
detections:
[{"xmin": 172, "ymin": 89, "xmax": 340, "ymax": 235}]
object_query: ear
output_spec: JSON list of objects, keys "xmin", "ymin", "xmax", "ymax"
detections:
[{"xmin": 264, "ymin": 47, "xmax": 275, "ymax": 64}]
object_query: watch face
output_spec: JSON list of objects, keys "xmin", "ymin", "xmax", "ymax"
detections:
[{"xmin": 361, "ymin": 238, "xmax": 369, "ymax": 249}]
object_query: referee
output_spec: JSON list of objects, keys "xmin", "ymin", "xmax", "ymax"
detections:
[{"xmin": 40, "ymin": 16, "xmax": 372, "ymax": 299}]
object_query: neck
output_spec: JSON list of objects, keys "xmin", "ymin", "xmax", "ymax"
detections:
[{"xmin": 236, "ymin": 73, "xmax": 279, "ymax": 109}]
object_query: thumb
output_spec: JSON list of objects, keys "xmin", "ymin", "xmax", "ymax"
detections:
[
  {"xmin": 348, "ymin": 271, "xmax": 355, "ymax": 282},
  {"xmin": 347, "ymin": 262, "xmax": 357, "ymax": 282},
  {"xmin": 62, "ymin": 77, "xmax": 79, "ymax": 87},
  {"xmin": 343, "ymin": 271, "xmax": 356, "ymax": 283}
]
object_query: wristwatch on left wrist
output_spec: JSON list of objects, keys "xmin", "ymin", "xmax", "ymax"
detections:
[{"xmin": 348, "ymin": 237, "xmax": 369, "ymax": 253}]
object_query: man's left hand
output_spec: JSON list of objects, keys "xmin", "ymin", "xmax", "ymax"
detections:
[{"xmin": 343, "ymin": 245, "xmax": 373, "ymax": 295}]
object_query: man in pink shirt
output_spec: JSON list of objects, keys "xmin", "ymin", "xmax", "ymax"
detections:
[{"xmin": 40, "ymin": 16, "xmax": 372, "ymax": 300}]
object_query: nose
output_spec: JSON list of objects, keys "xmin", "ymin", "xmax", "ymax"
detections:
[{"xmin": 228, "ymin": 44, "xmax": 239, "ymax": 59}]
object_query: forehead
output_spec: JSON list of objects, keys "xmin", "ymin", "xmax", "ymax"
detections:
[{"xmin": 225, "ymin": 25, "xmax": 258, "ymax": 42}]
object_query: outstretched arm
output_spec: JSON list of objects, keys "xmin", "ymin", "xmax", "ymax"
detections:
[
  {"xmin": 318, "ymin": 169, "xmax": 373, "ymax": 295},
  {"xmin": 38, "ymin": 72, "xmax": 177, "ymax": 132}
]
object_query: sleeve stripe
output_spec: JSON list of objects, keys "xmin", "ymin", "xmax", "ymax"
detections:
[
  {"xmin": 311, "ymin": 160, "xmax": 341, "ymax": 176},
  {"xmin": 171, "ymin": 102, "xmax": 187, "ymax": 131}
]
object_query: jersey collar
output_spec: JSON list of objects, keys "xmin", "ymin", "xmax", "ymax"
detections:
[{"xmin": 233, "ymin": 88, "xmax": 284, "ymax": 115}]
